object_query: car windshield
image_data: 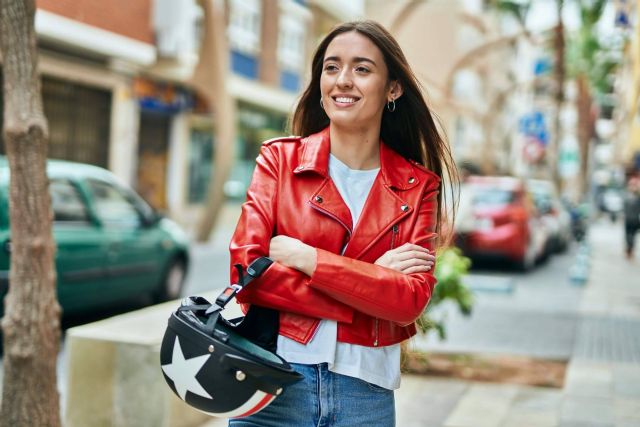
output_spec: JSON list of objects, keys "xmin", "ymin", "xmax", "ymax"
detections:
[{"xmin": 471, "ymin": 188, "xmax": 515, "ymax": 206}]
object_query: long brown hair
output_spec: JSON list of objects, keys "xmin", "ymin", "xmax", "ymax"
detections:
[{"xmin": 291, "ymin": 20, "xmax": 458, "ymax": 245}]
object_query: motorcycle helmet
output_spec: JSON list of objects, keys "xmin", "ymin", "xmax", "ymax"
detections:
[{"xmin": 160, "ymin": 258, "xmax": 303, "ymax": 418}]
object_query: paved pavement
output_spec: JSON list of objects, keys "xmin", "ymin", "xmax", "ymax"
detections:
[{"xmin": 197, "ymin": 217, "xmax": 640, "ymax": 427}]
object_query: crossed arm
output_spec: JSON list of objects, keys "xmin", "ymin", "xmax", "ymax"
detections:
[{"xmin": 269, "ymin": 236, "xmax": 434, "ymax": 276}]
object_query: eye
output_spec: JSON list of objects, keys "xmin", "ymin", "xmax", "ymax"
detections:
[
  {"xmin": 323, "ymin": 64, "xmax": 339, "ymax": 72},
  {"xmin": 355, "ymin": 66, "xmax": 370, "ymax": 73}
]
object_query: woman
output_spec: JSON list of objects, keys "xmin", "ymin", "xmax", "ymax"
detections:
[
  {"xmin": 623, "ymin": 177, "xmax": 640, "ymax": 259},
  {"xmin": 229, "ymin": 20, "xmax": 457, "ymax": 427}
]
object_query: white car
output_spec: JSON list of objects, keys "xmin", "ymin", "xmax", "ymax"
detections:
[{"xmin": 527, "ymin": 179, "xmax": 572, "ymax": 253}]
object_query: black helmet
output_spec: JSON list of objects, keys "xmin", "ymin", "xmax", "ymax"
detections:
[{"xmin": 160, "ymin": 258, "xmax": 303, "ymax": 418}]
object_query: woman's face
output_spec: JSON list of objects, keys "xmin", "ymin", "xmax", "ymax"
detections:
[{"xmin": 320, "ymin": 31, "xmax": 399, "ymax": 132}]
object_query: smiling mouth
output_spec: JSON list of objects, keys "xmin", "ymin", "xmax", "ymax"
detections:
[{"xmin": 332, "ymin": 96, "xmax": 360, "ymax": 105}]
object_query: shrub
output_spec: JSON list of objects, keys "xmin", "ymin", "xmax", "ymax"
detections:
[{"xmin": 416, "ymin": 247, "xmax": 473, "ymax": 340}]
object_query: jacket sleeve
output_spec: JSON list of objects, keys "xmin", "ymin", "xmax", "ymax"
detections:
[
  {"xmin": 306, "ymin": 178, "xmax": 440, "ymax": 326},
  {"xmin": 229, "ymin": 144, "xmax": 354, "ymax": 324}
]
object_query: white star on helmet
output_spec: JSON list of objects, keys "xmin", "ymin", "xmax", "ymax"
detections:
[{"xmin": 161, "ymin": 336, "xmax": 213, "ymax": 400}]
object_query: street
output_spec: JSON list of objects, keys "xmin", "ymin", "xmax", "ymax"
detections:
[{"xmin": 414, "ymin": 239, "xmax": 583, "ymax": 360}]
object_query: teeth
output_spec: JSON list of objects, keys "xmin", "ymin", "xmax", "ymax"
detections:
[{"xmin": 336, "ymin": 97, "xmax": 356, "ymax": 103}]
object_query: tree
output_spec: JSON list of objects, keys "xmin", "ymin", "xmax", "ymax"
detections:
[
  {"xmin": 192, "ymin": 0, "xmax": 237, "ymax": 242},
  {"xmin": 487, "ymin": 0, "xmax": 570, "ymax": 186},
  {"xmin": 551, "ymin": 0, "xmax": 565, "ymax": 190},
  {"xmin": 567, "ymin": 0, "xmax": 618, "ymax": 198},
  {"xmin": 0, "ymin": 1, "xmax": 61, "ymax": 426}
]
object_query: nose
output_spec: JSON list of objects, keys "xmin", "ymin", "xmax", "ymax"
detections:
[{"xmin": 336, "ymin": 69, "xmax": 353, "ymax": 89}]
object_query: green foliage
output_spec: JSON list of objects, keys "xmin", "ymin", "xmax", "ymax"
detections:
[
  {"xmin": 489, "ymin": 0, "xmax": 530, "ymax": 26},
  {"xmin": 416, "ymin": 247, "xmax": 473, "ymax": 340},
  {"xmin": 566, "ymin": 0, "xmax": 624, "ymax": 98}
]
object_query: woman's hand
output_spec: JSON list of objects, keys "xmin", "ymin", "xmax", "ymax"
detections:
[
  {"xmin": 269, "ymin": 235, "xmax": 317, "ymax": 276},
  {"xmin": 374, "ymin": 243, "xmax": 435, "ymax": 274}
]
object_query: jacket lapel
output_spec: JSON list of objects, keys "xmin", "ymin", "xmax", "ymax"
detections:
[
  {"xmin": 296, "ymin": 127, "xmax": 353, "ymax": 234},
  {"xmin": 343, "ymin": 142, "xmax": 421, "ymax": 259},
  {"xmin": 296, "ymin": 127, "xmax": 423, "ymax": 259},
  {"xmin": 342, "ymin": 177, "xmax": 411, "ymax": 259},
  {"xmin": 308, "ymin": 177, "xmax": 353, "ymax": 234}
]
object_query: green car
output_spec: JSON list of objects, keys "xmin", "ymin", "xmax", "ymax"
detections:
[{"xmin": 0, "ymin": 156, "xmax": 190, "ymax": 317}]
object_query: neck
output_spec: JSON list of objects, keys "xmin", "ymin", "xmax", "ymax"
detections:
[{"xmin": 329, "ymin": 124, "xmax": 381, "ymax": 170}]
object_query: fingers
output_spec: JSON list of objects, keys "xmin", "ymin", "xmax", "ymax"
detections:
[
  {"xmin": 395, "ymin": 257, "xmax": 434, "ymax": 272},
  {"xmin": 402, "ymin": 264, "xmax": 433, "ymax": 274},
  {"xmin": 391, "ymin": 243, "xmax": 435, "ymax": 262},
  {"xmin": 393, "ymin": 249, "xmax": 435, "ymax": 263},
  {"xmin": 396, "ymin": 242, "xmax": 431, "ymax": 253}
]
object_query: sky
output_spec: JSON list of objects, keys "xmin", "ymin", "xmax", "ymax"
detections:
[{"xmin": 526, "ymin": 0, "xmax": 618, "ymax": 36}]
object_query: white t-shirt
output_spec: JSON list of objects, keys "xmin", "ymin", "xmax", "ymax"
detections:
[{"xmin": 277, "ymin": 153, "xmax": 401, "ymax": 390}]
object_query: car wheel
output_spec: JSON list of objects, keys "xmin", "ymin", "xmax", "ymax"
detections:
[{"xmin": 155, "ymin": 258, "xmax": 186, "ymax": 303}]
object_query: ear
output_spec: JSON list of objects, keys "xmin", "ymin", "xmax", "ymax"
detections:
[{"xmin": 388, "ymin": 80, "xmax": 403, "ymax": 101}]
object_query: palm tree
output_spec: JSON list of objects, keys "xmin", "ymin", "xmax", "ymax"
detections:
[
  {"xmin": 488, "ymin": 0, "xmax": 567, "ymax": 187},
  {"xmin": 567, "ymin": 0, "xmax": 619, "ymax": 198},
  {"xmin": 551, "ymin": 0, "xmax": 565, "ymax": 190}
]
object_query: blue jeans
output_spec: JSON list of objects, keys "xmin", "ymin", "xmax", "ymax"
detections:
[{"xmin": 228, "ymin": 363, "xmax": 395, "ymax": 427}]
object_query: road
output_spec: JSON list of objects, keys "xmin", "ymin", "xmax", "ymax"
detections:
[{"xmin": 412, "ymin": 244, "xmax": 583, "ymax": 360}]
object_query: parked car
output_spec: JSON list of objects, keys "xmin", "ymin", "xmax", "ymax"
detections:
[
  {"xmin": 455, "ymin": 176, "xmax": 548, "ymax": 270},
  {"xmin": 527, "ymin": 179, "xmax": 572, "ymax": 253},
  {"xmin": 0, "ymin": 157, "xmax": 190, "ymax": 317}
]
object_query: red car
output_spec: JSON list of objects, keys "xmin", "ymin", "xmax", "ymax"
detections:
[{"xmin": 455, "ymin": 176, "xmax": 548, "ymax": 270}]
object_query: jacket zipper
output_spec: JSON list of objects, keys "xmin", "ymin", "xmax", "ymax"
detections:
[
  {"xmin": 374, "ymin": 224, "xmax": 399, "ymax": 347},
  {"xmin": 391, "ymin": 224, "xmax": 399, "ymax": 249},
  {"xmin": 373, "ymin": 318, "xmax": 379, "ymax": 346}
]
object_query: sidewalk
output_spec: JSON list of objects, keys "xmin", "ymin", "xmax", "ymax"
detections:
[{"xmin": 201, "ymin": 218, "xmax": 640, "ymax": 427}]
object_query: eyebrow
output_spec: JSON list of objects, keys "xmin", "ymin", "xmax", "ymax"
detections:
[{"xmin": 323, "ymin": 56, "xmax": 377, "ymax": 66}]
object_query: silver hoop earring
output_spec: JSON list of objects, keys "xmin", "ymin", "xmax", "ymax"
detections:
[
  {"xmin": 320, "ymin": 96, "xmax": 325, "ymax": 110},
  {"xmin": 387, "ymin": 98, "xmax": 396, "ymax": 112}
]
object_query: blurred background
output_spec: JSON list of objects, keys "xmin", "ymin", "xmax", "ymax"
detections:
[
  {"xmin": 1, "ymin": 1, "xmax": 640, "ymax": 426},
  {"xmin": 0, "ymin": 0, "xmax": 636, "ymax": 229}
]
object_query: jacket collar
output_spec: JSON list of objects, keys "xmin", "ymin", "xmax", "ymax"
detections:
[{"xmin": 295, "ymin": 126, "xmax": 421, "ymax": 191}]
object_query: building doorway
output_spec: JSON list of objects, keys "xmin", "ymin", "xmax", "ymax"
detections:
[{"xmin": 137, "ymin": 112, "xmax": 170, "ymax": 210}]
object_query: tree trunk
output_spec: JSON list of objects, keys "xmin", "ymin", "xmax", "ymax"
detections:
[
  {"xmin": 550, "ymin": 0, "xmax": 564, "ymax": 191},
  {"xmin": 0, "ymin": 1, "xmax": 61, "ymax": 426},
  {"xmin": 576, "ymin": 73, "xmax": 593, "ymax": 199},
  {"xmin": 481, "ymin": 116, "xmax": 496, "ymax": 175},
  {"xmin": 192, "ymin": 0, "xmax": 237, "ymax": 242}
]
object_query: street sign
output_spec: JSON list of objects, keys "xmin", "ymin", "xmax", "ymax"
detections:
[
  {"xmin": 523, "ymin": 138, "xmax": 545, "ymax": 163},
  {"xmin": 519, "ymin": 111, "xmax": 549, "ymax": 145},
  {"xmin": 615, "ymin": 0, "xmax": 631, "ymax": 29}
]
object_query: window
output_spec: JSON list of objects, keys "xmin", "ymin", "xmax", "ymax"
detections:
[
  {"xmin": 471, "ymin": 188, "xmax": 516, "ymax": 207},
  {"xmin": 228, "ymin": 0, "xmax": 262, "ymax": 54},
  {"xmin": 50, "ymin": 179, "xmax": 90, "ymax": 223},
  {"xmin": 228, "ymin": 0, "xmax": 261, "ymax": 78},
  {"xmin": 86, "ymin": 179, "xmax": 141, "ymax": 228},
  {"xmin": 0, "ymin": 75, "xmax": 111, "ymax": 167},
  {"xmin": 188, "ymin": 127, "xmax": 213, "ymax": 203},
  {"xmin": 277, "ymin": 14, "xmax": 305, "ymax": 73}
]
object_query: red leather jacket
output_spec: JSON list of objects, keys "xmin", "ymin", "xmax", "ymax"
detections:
[{"xmin": 230, "ymin": 126, "xmax": 440, "ymax": 347}]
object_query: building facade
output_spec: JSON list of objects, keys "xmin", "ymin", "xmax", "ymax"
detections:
[
  {"xmin": 617, "ymin": 0, "xmax": 640, "ymax": 176},
  {"xmin": 1, "ymin": 0, "xmax": 366, "ymax": 229}
]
